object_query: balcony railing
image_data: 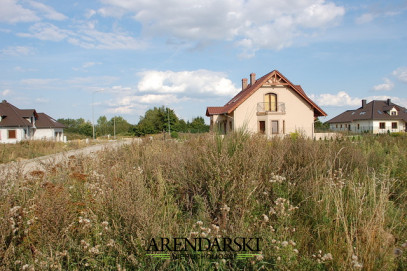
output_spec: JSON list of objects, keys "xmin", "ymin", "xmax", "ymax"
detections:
[{"xmin": 257, "ymin": 102, "xmax": 285, "ymax": 114}]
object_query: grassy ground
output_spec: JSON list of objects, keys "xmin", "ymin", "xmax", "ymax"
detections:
[
  {"xmin": 0, "ymin": 133, "xmax": 406, "ymax": 270},
  {"xmin": 0, "ymin": 140, "xmax": 92, "ymax": 163}
]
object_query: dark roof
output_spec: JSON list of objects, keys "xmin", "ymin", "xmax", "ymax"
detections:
[
  {"xmin": 20, "ymin": 109, "xmax": 38, "ymax": 118},
  {"xmin": 206, "ymin": 70, "xmax": 326, "ymax": 117},
  {"xmin": 0, "ymin": 100, "xmax": 64, "ymax": 128},
  {"xmin": 327, "ymin": 100, "xmax": 407, "ymax": 123},
  {"xmin": 35, "ymin": 113, "xmax": 65, "ymax": 128},
  {"xmin": 0, "ymin": 100, "xmax": 32, "ymax": 127}
]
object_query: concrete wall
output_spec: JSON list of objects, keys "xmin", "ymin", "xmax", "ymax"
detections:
[
  {"xmin": 33, "ymin": 128, "xmax": 64, "ymax": 141},
  {"xmin": 232, "ymin": 85, "xmax": 315, "ymax": 137},
  {"xmin": 0, "ymin": 127, "xmax": 26, "ymax": 144}
]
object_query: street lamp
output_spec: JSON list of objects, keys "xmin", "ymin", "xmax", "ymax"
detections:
[{"xmin": 92, "ymin": 89, "xmax": 103, "ymax": 140}]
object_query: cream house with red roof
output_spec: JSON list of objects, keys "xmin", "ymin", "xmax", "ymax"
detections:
[
  {"xmin": 206, "ymin": 70, "xmax": 326, "ymax": 138},
  {"xmin": 0, "ymin": 100, "xmax": 65, "ymax": 143}
]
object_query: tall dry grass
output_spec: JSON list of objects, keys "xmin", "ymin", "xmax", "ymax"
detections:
[
  {"xmin": 0, "ymin": 133, "xmax": 406, "ymax": 270},
  {"xmin": 0, "ymin": 140, "xmax": 90, "ymax": 163}
]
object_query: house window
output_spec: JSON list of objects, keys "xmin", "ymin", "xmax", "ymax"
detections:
[
  {"xmin": 391, "ymin": 111, "xmax": 397, "ymax": 116},
  {"xmin": 259, "ymin": 121, "xmax": 265, "ymax": 134},
  {"xmin": 271, "ymin": 120, "xmax": 279, "ymax": 134},
  {"xmin": 264, "ymin": 93, "xmax": 277, "ymax": 112},
  {"xmin": 392, "ymin": 122, "xmax": 398, "ymax": 129},
  {"xmin": 379, "ymin": 122, "xmax": 385, "ymax": 129},
  {"xmin": 336, "ymin": 124, "xmax": 338, "ymax": 128},
  {"xmin": 229, "ymin": 121, "xmax": 232, "ymax": 131},
  {"xmin": 8, "ymin": 130, "xmax": 16, "ymax": 139},
  {"xmin": 340, "ymin": 124, "xmax": 342, "ymax": 128},
  {"xmin": 357, "ymin": 124, "xmax": 360, "ymax": 130}
]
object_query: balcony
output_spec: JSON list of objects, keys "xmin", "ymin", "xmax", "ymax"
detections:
[{"xmin": 257, "ymin": 102, "xmax": 285, "ymax": 115}]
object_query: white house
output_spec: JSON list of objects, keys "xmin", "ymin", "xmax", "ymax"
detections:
[
  {"xmin": 327, "ymin": 99, "xmax": 407, "ymax": 133},
  {"xmin": 206, "ymin": 70, "xmax": 326, "ymax": 138},
  {"xmin": 0, "ymin": 100, "xmax": 65, "ymax": 143}
]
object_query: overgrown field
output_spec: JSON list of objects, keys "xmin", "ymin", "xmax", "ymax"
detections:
[
  {"xmin": 1, "ymin": 133, "xmax": 406, "ymax": 270},
  {"xmin": 0, "ymin": 140, "xmax": 92, "ymax": 164}
]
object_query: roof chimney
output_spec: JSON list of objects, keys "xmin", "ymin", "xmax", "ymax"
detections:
[
  {"xmin": 387, "ymin": 98, "xmax": 391, "ymax": 105},
  {"xmin": 242, "ymin": 78, "xmax": 248, "ymax": 90},
  {"xmin": 250, "ymin": 73, "xmax": 256, "ymax": 85},
  {"xmin": 2, "ymin": 100, "xmax": 6, "ymax": 103},
  {"xmin": 362, "ymin": 99, "xmax": 366, "ymax": 108}
]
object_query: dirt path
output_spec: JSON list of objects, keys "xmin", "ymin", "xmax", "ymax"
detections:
[{"xmin": 0, "ymin": 138, "xmax": 138, "ymax": 175}]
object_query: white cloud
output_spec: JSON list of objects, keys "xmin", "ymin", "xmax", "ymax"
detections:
[
  {"xmin": 1, "ymin": 89, "xmax": 12, "ymax": 96},
  {"xmin": 18, "ymin": 22, "xmax": 146, "ymax": 50},
  {"xmin": 0, "ymin": 0, "xmax": 39, "ymax": 23},
  {"xmin": 393, "ymin": 67, "xmax": 407, "ymax": 83},
  {"xmin": 373, "ymin": 78, "xmax": 394, "ymax": 91},
  {"xmin": 310, "ymin": 91, "xmax": 361, "ymax": 106},
  {"xmin": 137, "ymin": 70, "xmax": 239, "ymax": 96},
  {"xmin": 35, "ymin": 97, "xmax": 49, "ymax": 103},
  {"xmin": 18, "ymin": 23, "xmax": 72, "ymax": 41},
  {"xmin": 355, "ymin": 13, "xmax": 375, "ymax": 24},
  {"xmin": 21, "ymin": 78, "xmax": 58, "ymax": 85},
  {"xmin": 27, "ymin": 0, "xmax": 67, "ymax": 21},
  {"xmin": 1, "ymin": 46, "xmax": 34, "ymax": 56},
  {"xmin": 99, "ymin": 0, "xmax": 345, "ymax": 55}
]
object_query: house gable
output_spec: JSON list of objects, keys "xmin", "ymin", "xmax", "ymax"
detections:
[{"xmin": 206, "ymin": 70, "xmax": 326, "ymax": 117}]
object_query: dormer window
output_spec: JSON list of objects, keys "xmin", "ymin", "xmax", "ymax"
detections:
[{"xmin": 391, "ymin": 111, "xmax": 397, "ymax": 116}]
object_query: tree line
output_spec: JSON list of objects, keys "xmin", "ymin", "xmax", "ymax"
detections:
[{"xmin": 57, "ymin": 106, "xmax": 209, "ymax": 138}]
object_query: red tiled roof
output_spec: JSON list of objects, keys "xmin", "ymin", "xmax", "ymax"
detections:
[{"xmin": 206, "ymin": 70, "xmax": 326, "ymax": 117}]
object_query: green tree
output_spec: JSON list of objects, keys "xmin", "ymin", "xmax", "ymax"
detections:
[
  {"xmin": 96, "ymin": 116, "xmax": 109, "ymax": 136},
  {"xmin": 108, "ymin": 116, "xmax": 133, "ymax": 136},
  {"xmin": 189, "ymin": 116, "xmax": 209, "ymax": 133},
  {"xmin": 135, "ymin": 106, "xmax": 179, "ymax": 136},
  {"xmin": 314, "ymin": 118, "xmax": 330, "ymax": 132}
]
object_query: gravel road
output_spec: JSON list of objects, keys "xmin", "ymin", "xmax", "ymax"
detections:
[{"xmin": 0, "ymin": 138, "xmax": 138, "ymax": 175}]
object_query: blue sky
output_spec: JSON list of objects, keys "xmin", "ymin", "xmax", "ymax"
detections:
[{"xmin": 1, "ymin": 0, "xmax": 406, "ymax": 124}]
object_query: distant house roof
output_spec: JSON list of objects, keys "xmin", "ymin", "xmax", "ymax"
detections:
[
  {"xmin": 36, "ymin": 113, "xmax": 65, "ymax": 128},
  {"xmin": 206, "ymin": 70, "xmax": 326, "ymax": 117},
  {"xmin": 0, "ymin": 100, "xmax": 65, "ymax": 128},
  {"xmin": 0, "ymin": 100, "xmax": 33, "ymax": 127},
  {"xmin": 327, "ymin": 99, "xmax": 407, "ymax": 123}
]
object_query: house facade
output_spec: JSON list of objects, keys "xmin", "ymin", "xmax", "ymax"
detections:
[
  {"xmin": 206, "ymin": 70, "xmax": 326, "ymax": 138},
  {"xmin": 327, "ymin": 99, "xmax": 407, "ymax": 134},
  {"xmin": 0, "ymin": 100, "xmax": 65, "ymax": 143}
]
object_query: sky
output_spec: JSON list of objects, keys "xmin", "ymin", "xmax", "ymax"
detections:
[{"xmin": 0, "ymin": 0, "xmax": 406, "ymax": 124}]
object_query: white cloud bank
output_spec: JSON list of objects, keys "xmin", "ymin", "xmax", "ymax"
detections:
[
  {"xmin": 105, "ymin": 69, "xmax": 239, "ymax": 114},
  {"xmin": 137, "ymin": 70, "xmax": 239, "ymax": 96},
  {"xmin": 373, "ymin": 78, "xmax": 394, "ymax": 91},
  {"xmin": 311, "ymin": 91, "xmax": 407, "ymax": 108},
  {"xmin": 310, "ymin": 91, "xmax": 361, "ymax": 107},
  {"xmin": 0, "ymin": 0, "xmax": 66, "ymax": 23},
  {"xmin": 393, "ymin": 67, "xmax": 407, "ymax": 83},
  {"xmin": 98, "ymin": 0, "xmax": 345, "ymax": 56}
]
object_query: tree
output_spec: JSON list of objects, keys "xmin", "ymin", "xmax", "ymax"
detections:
[
  {"xmin": 189, "ymin": 116, "xmax": 209, "ymax": 133},
  {"xmin": 96, "ymin": 116, "xmax": 109, "ymax": 136},
  {"xmin": 108, "ymin": 116, "xmax": 133, "ymax": 135},
  {"xmin": 314, "ymin": 118, "xmax": 330, "ymax": 132},
  {"xmin": 135, "ymin": 106, "xmax": 179, "ymax": 136}
]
